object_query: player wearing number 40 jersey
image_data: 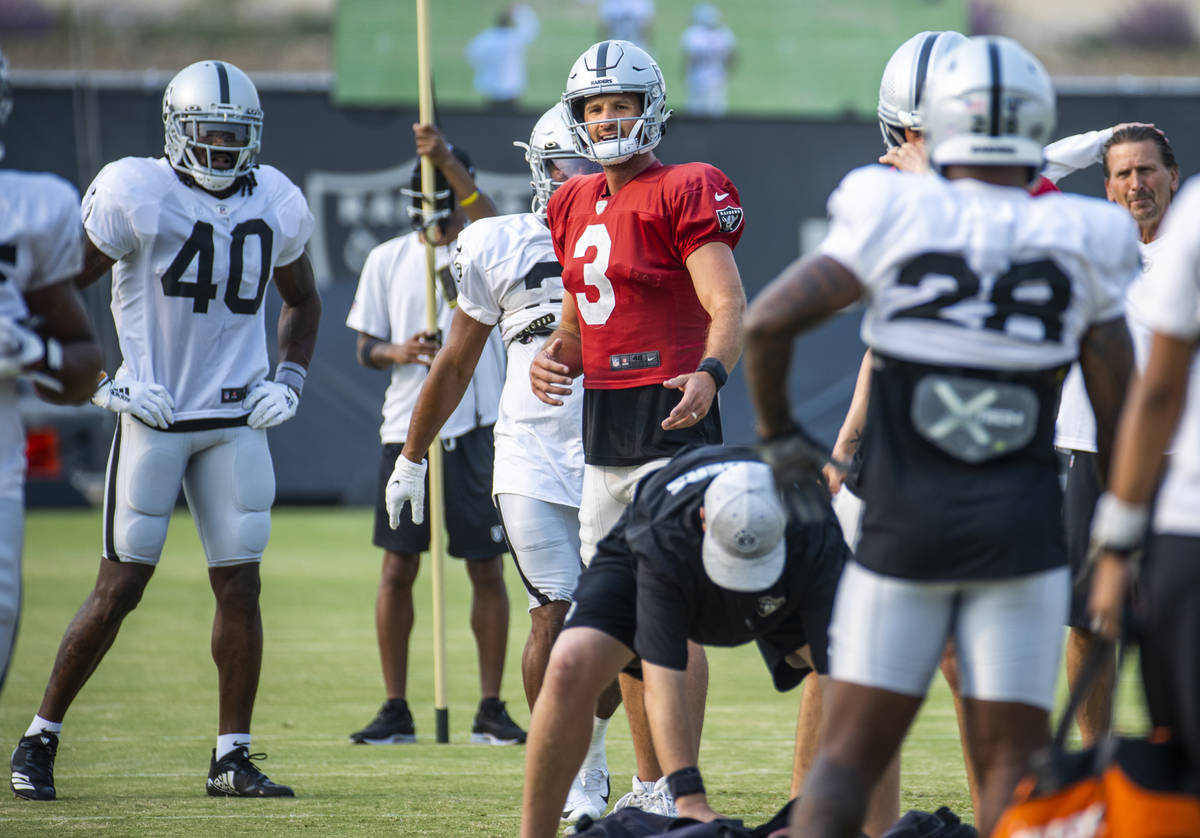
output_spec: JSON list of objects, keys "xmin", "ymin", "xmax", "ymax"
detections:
[
  {"xmin": 10, "ymin": 59, "xmax": 319, "ymax": 803},
  {"xmin": 746, "ymin": 37, "xmax": 1139, "ymax": 838}
]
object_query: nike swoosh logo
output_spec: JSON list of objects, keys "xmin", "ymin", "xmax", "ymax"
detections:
[{"xmin": 715, "ymin": 191, "xmax": 730, "ymax": 201}]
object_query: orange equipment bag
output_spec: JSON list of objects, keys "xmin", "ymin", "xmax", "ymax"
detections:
[{"xmin": 993, "ymin": 642, "xmax": 1200, "ymax": 838}]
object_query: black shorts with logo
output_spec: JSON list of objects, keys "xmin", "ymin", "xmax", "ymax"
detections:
[{"xmin": 373, "ymin": 425, "xmax": 506, "ymax": 560}]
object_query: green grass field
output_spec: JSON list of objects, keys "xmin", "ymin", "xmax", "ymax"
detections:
[
  {"xmin": 333, "ymin": 0, "xmax": 969, "ymax": 116},
  {"xmin": 0, "ymin": 508, "xmax": 1147, "ymax": 836}
]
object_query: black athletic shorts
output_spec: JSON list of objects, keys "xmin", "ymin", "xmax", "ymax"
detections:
[
  {"xmin": 1062, "ymin": 450, "xmax": 1102, "ymax": 629},
  {"xmin": 566, "ymin": 545, "xmax": 832, "ymax": 688},
  {"xmin": 1138, "ymin": 532, "xmax": 1200, "ymax": 793},
  {"xmin": 372, "ymin": 425, "xmax": 506, "ymax": 560}
]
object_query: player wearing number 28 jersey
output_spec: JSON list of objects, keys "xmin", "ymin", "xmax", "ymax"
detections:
[{"xmin": 747, "ymin": 38, "xmax": 1140, "ymax": 838}]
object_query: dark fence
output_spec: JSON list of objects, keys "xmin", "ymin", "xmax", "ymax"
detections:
[{"xmin": 10, "ymin": 74, "xmax": 1197, "ymax": 502}]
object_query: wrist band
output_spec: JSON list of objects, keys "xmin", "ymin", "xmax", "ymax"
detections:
[
  {"xmin": 274, "ymin": 360, "xmax": 307, "ymax": 396},
  {"xmin": 358, "ymin": 338, "xmax": 384, "ymax": 369},
  {"xmin": 666, "ymin": 766, "xmax": 705, "ymax": 799},
  {"xmin": 696, "ymin": 357, "xmax": 727, "ymax": 390},
  {"xmin": 1090, "ymin": 491, "xmax": 1149, "ymax": 553},
  {"xmin": 459, "ymin": 189, "xmax": 480, "ymax": 207},
  {"xmin": 43, "ymin": 337, "xmax": 63, "ymax": 372}
]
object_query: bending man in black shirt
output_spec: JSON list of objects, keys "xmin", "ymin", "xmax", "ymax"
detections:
[{"xmin": 519, "ymin": 444, "xmax": 847, "ymax": 838}]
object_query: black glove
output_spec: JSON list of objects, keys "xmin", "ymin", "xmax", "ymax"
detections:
[{"xmin": 758, "ymin": 424, "xmax": 836, "ymax": 524}]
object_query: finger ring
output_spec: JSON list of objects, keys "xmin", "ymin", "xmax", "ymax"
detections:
[{"xmin": 690, "ymin": 411, "xmax": 699, "ymax": 421}]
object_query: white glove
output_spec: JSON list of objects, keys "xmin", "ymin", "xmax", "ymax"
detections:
[
  {"xmin": 92, "ymin": 376, "xmax": 176, "ymax": 429},
  {"xmin": 386, "ymin": 455, "xmax": 427, "ymax": 528},
  {"xmin": 0, "ymin": 317, "xmax": 48, "ymax": 378},
  {"xmin": 243, "ymin": 380, "xmax": 299, "ymax": 429}
]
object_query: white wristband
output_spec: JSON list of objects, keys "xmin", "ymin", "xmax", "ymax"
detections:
[{"xmin": 1090, "ymin": 492, "xmax": 1149, "ymax": 553}]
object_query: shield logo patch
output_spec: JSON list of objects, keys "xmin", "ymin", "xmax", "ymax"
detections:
[{"xmin": 716, "ymin": 205, "xmax": 744, "ymax": 233}]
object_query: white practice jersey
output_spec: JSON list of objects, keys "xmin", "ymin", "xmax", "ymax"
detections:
[
  {"xmin": 453, "ymin": 213, "xmax": 583, "ymax": 506},
  {"xmin": 1055, "ymin": 236, "xmax": 1162, "ymax": 452},
  {"xmin": 347, "ymin": 230, "xmax": 503, "ymax": 445},
  {"xmin": 1134, "ymin": 175, "xmax": 1200, "ymax": 536},
  {"xmin": 0, "ymin": 171, "xmax": 83, "ymax": 500},
  {"xmin": 820, "ymin": 166, "xmax": 1137, "ymax": 371},
  {"xmin": 82, "ymin": 157, "xmax": 313, "ymax": 423}
]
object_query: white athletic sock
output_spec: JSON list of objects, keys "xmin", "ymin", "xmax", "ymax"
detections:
[
  {"xmin": 582, "ymin": 716, "xmax": 609, "ymax": 772},
  {"xmin": 25, "ymin": 716, "xmax": 62, "ymax": 738},
  {"xmin": 216, "ymin": 733, "xmax": 250, "ymax": 761}
]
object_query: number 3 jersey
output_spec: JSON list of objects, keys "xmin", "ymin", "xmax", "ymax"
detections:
[
  {"xmin": 818, "ymin": 165, "xmax": 1140, "ymax": 580},
  {"xmin": 0, "ymin": 170, "xmax": 83, "ymax": 500},
  {"xmin": 82, "ymin": 157, "xmax": 314, "ymax": 423},
  {"xmin": 546, "ymin": 160, "xmax": 744, "ymax": 389},
  {"xmin": 453, "ymin": 212, "xmax": 583, "ymax": 506}
]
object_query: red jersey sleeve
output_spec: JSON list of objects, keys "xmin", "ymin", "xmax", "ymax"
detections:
[
  {"xmin": 1030, "ymin": 175, "xmax": 1060, "ymax": 197},
  {"xmin": 669, "ymin": 163, "xmax": 745, "ymax": 261}
]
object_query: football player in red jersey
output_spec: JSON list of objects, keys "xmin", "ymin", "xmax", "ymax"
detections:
[{"xmin": 529, "ymin": 39, "xmax": 747, "ymax": 820}]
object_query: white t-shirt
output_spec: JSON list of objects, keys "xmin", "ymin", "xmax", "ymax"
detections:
[
  {"xmin": 681, "ymin": 24, "xmax": 735, "ymax": 101},
  {"xmin": 1133, "ymin": 175, "xmax": 1200, "ymax": 536},
  {"xmin": 453, "ymin": 213, "xmax": 583, "ymax": 506},
  {"xmin": 819, "ymin": 166, "xmax": 1136, "ymax": 371},
  {"xmin": 600, "ymin": 0, "xmax": 654, "ymax": 46},
  {"xmin": 346, "ymin": 230, "xmax": 503, "ymax": 444},
  {"xmin": 464, "ymin": 5, "xmax": 539, "ymax": 101},
  {"xmin": 0, "ymin": 170, "xmax": 83, "ymax": 500},
  {"xmin": 83, "ymin": 157, "xmax": 314, "ymax": 422},
  {"xmin": 1055, "ymin": 236, "xmax": 1163, "ymax": 452}
]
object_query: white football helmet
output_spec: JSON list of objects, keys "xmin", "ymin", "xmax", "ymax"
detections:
[
  {"xmin": 877, "ymin": 30, "xmax": 968, "ymax": 149},
  {"xmin": 922, "ymin": 35, "xmax": 1055, "ymax": 181},
  {"xmin": 562, "ymin": 40, "xmax": 671, "ymax": 166},
  {"xmin": 162, "ymin": 60, "xmax": 263, "ymax": 192},
  {"xmin": 514, "ymin": 103, "xmax": 603, "ymax": 217}
]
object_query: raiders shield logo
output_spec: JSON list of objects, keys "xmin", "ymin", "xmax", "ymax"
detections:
[
  {"xmin": 757, "ymin": 594, "xmax": 785, "ymax": 617},
  {"xmin": 715, "ymin": 205, "xmax": 744, "ymax": 234}
]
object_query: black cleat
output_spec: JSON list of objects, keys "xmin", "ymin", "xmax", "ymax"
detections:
[
  {"xmin": 470, "ymin": 698, "xmax": 526, "ymax": 745},
  {"xmin": 349, "ymin": 698, "xmax": 416, "ymax": 744},
  {"xmin": 11, "ymin": 731, "xmax": 58, "ymax": 801},
  {"xmin": 206, "ymin": 746, "xmax": 294, "ymax": 798}
]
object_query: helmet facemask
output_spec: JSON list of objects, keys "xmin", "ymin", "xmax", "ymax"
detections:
[{"xmin": 166, "ymin": 113, "xmax": 261, "ymax": 192}]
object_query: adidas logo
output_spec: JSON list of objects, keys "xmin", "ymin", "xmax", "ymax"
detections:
[
  {"xmin": 208, "ymin": 769, "xmax": 238, "ymax": 795},
  {"xmin": 11, "ymin": 771, "xmax": 35, "ymax": 793}
]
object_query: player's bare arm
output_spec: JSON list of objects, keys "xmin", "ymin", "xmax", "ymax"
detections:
[
  {"xmin": 825, "ymin": 351, "xmax": 873, "ymax": 493},
  {"xmin": 1078, "ymin": 316, "xmax": 1135, "ymax": 482},
  {"xmin": 745, "ymin": 254, "xmax": 863, "ymax": 438},
  {"xmin": 413, "ymin": 122, "xmax": 498, "ymax": 222},
  {"xmin": 530, "ymin": 293, "xmax": 583, "ymax": 406},
  {"xmin": 641, "ymin": 661, "xmax": 723, "ymax": 823},
  {"xmin": 71, "ymin": 237, "xmax": 117, "ymax": 291},
  {"xmin": 272, "ymin": 252, "xmax": 321, "ymax": 369},
  {"xmin": 400, "ymin": 308, "xmax": 494, "ymax": 465},
  {"xmin": 23, "ymin": 280, "xmax": 103, "ymax": 405},
  {"xmin": 1087, "ymin": 331, "xmax": 1193, "ymax": 639},
  {"xmin": 661, "ymin": 241, "xmax": 746, "ymax": 430}
]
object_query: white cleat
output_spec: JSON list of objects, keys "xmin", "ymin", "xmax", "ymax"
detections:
[{"xmin": 561, "ymin": 772, "xmax": 600, "ymax": 824}]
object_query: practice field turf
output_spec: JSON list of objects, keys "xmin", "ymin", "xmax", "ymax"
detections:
[{"xmin": 1, "ymin": 508, "xmax": 1146, "ymax": 836}]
